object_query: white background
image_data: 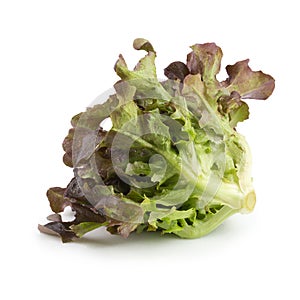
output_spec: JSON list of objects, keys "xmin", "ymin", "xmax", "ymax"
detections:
[{"xmin": 1, "ymin": 0, "xmax": 299, "ymax": 299}]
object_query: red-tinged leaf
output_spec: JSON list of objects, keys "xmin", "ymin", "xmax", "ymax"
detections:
[
  {"xmin": 164, "ymin": 61, "xmax": 190, "ymax": 82},
  {"xmin": 62, "ymin": 128, "xmax": 74, "ymax": 167},
  {"xmin": 187, "ymin": 43, "xmax": 223, "ymax": 81},
  {"xmin": 38, "ymin": 223, "xmax": 77, "ymax": 243},
  {"xmin": 223, "ymin": 59, "xmax": 275, "ymax": 100},
  {"xmin": 46, "ymin": 187, "xmax": 69, "ymax": 213}
]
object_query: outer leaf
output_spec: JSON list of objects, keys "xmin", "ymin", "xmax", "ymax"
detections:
[
  {"xmin": 62, "ymin": 113, "xmax": 83, "ymax": 167},
  {"xmin": 70, "ymin": 222, "xmax": 106, "ymax": 238},
  {"xmin": 38, "ymin": 222, "xmax": 77, "ymax": 243},
  {"xmin": 229, "ymin": 101, "xmax": 249, "ymax": 128},
  {"xmin": 187, "ymin": 43, "xmax": 223, "ymax": 81},
  {"xmin": 46, "ymin": 187, "xmax": 69, "ymax": 213},
  {"xmin": 64, "ymin": 177, "xmax": 87, "ymax": 201},
  {"xmin": 62, "ymin": 128, "xmax": 74, "ymax": 167},
  {"xmin": 114, "ymin": 39, "xmax": 171, "ymax": 100},
  {"xmin": 110, "ymin": 82, "xmax": 138, "ymax": 130},
  {"xmin": 39, "ymin": 197, "xmax": 108, "ymax": 242},
  {"xmin": 114, "ymin": 39, "xmax": 157, "ymax": 81},
  {"xmin": 222, "ymin": 59, "xmax": 275, "ymax": 99},
  {"xmin": 164, "ymin": 61, "xmax": 190, "ymax": 82},
  {"xmin": 217, "ymin": 91, "xmax": 250, "ymax": 127},
  {"xmin": 133, "ymin": 38, "xmax": 155, "ymax": 53}
]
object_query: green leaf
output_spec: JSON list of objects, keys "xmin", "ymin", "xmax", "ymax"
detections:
[
  {"xmin": 229, "ymin": 101, "xmax": 250, "ymax": 128},
  {"xmin": 217, "ymin": 91, "xmax": 250, "ymax": 127},
  {"xmin": 114, "ymin": 38, "xmax": 171, "ymax": 100},
  {"xmin": 110, "ymin": 82, "xmax": 138, "ymax": 130},
  {"xmin": 114, "ymin": 39, "xmax": 157, "ymax": 82},
  {"xmin": 71, "ymin": 222, "xmax": 106, "ymax": 238}
]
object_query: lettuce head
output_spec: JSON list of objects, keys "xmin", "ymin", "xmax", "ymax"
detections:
[{"xmin": 39, "ymin": 38, "xmax": 275, "ymax": 242}]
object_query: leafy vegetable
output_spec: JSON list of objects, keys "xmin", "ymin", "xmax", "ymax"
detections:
[{"xmin": 39, "ymin": 39, "xmax": 274, "ymax": 242}]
